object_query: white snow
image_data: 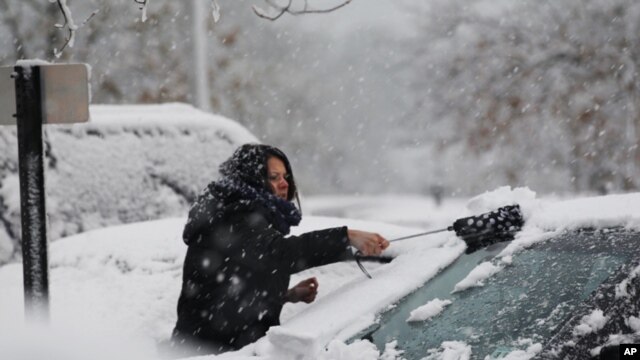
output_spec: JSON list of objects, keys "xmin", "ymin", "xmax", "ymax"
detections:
[
  {"xmin": 465, "ymin": 186, "xmax": 537, "ymax": 216},
  {"xmin": 2, "ymin": 187, "xmax": 640, "ymax": 359},
  {"xmin": 445, "ymin": 187, "xmax": 640, "ymax": 293},
  {"xmin": 424, "ymin": 341, "xmax": 472, "ymax": 360},
  {"xmin": 500, "ymin": 343, "xmax": 542, "ymax": 360},
  {"xmin": 626, "ymin": 316, "xmax": 640, "ymax": 333},
  {"xmin": 211, "ymin": 0, "xmax": 221, "ymax": 22},
  {"xmin": 89, "ymin": 103, "xmax": 258, "ymax": 144},
  {"xmin": 615, "ymin": 264, "xmax": 640, "ymax": 299},
  {"xmin": 452, "ymin": 262, "xmax": 502, "ymax": 293},
  {"xmin": 0, "ymin": 102, "xmax": 258, "ymax": 264},
  {"xmin": 380, "ymin": 340, "xmax": 405, "ymax": 360},
  {"xmin": 0, "ymin": 214, "xmax": 461, "ymax": 360},
  {"xmin": 573, "ymin": 309, "xmax": 608, "ymax": 336},
  {"xmin": 16, "ymin": 58, "xmax": 52, "ymax": 67},
  {"xmin": 406, "ymin": 298, "xmax": 452, "ymax": 323},
  {"xmin": 0, "ymin": 227, "xmax": 13, "ymax": 264}
]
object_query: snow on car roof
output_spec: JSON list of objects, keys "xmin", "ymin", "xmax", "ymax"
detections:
[{"xmin": 89, "ymin": 103, "xmax": 258, "ymax": 144}]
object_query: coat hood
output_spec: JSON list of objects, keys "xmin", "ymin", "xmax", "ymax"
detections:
[{"xmin": 182, "ymin": 144, "xmax": 301, "ymax": 244}]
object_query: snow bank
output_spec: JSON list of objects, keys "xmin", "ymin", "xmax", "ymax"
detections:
[
  {"xmin": 0, "ymin": 324, "xmax": 158, "ymax": 360},
  {"xmin": 406, "ymin": 298, "xmax": 452, "ymax": 322}
]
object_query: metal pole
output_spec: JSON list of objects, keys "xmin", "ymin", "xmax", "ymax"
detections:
[
  {"xmin": 192, "ymin": 0, "xmax": 210, "ymax": 111},
  {"xmin": 14, "ymin": 65, "xmax": 49, "ymax": 322}
]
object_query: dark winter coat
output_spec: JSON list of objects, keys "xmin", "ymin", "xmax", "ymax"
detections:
[{"xmin": 171, "ymin": 144, "xmax": 351, "ymax": 353}]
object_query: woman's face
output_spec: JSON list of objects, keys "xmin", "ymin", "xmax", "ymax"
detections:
[{"xmin": 267, "ymin": 157, "xmax": 289, "ymax": 200}]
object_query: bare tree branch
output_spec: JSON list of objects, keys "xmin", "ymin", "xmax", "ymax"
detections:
[
  {"xmin": 253, "ymin": 0, "xmax": 353, "ymax": 21},
  {"xmin": 49, "ymin": 0, "xmax": 352, "ymax": 54},
  {"xmin": 52, "ymin": 0, "xmax": 99, "ymax": 58}
]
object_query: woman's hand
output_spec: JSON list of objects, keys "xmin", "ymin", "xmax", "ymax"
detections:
[
  {"xmin": 286, "ymin": 277, "xmax": 319, "ymax": 304},
  {"xmin": 347, "ymin": 229, "xmax": 390, "ymax": 256}
]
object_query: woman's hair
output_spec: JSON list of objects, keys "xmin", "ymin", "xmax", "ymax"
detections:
[{"xmin": 220, "ymin": 143, "xmax": 300, "ymax": 205}]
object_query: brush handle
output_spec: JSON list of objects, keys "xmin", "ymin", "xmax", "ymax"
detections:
[{"xmin": 389, "ymin": 227, "xmax": 452, "ymax": 242}]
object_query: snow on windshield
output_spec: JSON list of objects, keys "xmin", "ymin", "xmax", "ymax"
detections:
[
  {"xmin": 440, "ymin": 186, "xmax": 640, "ymax": 296},
  {"xmin": 406, "ymin": 298, "xmax": 452, "ymax": 323}
]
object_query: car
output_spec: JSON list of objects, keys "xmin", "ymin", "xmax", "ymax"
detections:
[
  {"xmin": 340, "ymin": 192, "xmax": 640, "ymax": 360},
  {"xmin": 355, "ymin": 228, "xmax": 640, "ymax": 359}
]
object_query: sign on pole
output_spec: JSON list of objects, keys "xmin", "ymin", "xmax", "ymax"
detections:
[
  {"xmin": 1, "ymin": 63, "xmax": 90, "ymax": 322},
  {"xmin": 0, "ymin": 67, "xmax": 17, "ymax": 125},
  {"xmin": 1, "ymin": 64, "xmax": 90, "ymax": 125}
]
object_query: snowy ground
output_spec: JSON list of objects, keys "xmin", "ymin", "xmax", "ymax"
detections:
[{"xmin": 2, "ymin": 187, "xmax": 640, "ymax": 360}]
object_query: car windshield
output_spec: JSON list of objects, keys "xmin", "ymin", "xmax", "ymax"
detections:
[{"xmin": 357, "ymin": 229, "xmax": 639, "ymax": 359}]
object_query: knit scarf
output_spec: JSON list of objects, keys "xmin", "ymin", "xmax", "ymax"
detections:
[{"xmin": 183, "ymin": 175, "xmax": 301, "ymax": 243}]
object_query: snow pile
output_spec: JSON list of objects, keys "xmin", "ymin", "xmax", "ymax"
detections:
[
  {"xmin": 626, "ymin": 316, "xmax": 640, "ymax": 333},
  {"xmin": 322, "ymin": 340, "xmax": 381, "ymax": 360},
  {"xmin": 406, "ymin": 298, "xmax": 452, "ymax": 322},
  {"xmin": 452, "ymin": 262, "xmax": 502, "ymax": 293},
  {"xmin": 0, "ymin": 324, "xmax": 158, "ymax": 360},
  {"xmin": 527, "ymin": 192, "xmax": 640, "ymax": 231},
  {"xmin": 254, "ymin": 338, "xmax": 405, "ymax": 360},
  {"xmin": 466, "ymin": 186, "xmax": 538, "ymax": 218},
  {"xmin": 380, "ymin": 340, "xmax": 405, "ymax": 360},
  {"xmin": 0, "ymin": 103, "xmax": 257, "ymax": 264},
  {"xmin": 499, "ymin": 339, "xmax": 542, "ymax": 360},
  {"xmin": 573, "ymin": 309, "xmax": 609, "ymax": 336},
  {"xmin": 615, "ymin": 264, "xmax": 640, "ymax": 299},
  {"xmin": 425, "ymin": 341, "xmax": 472, "ymax": 360},
  {"xmin": 0, "ymin": 218, "xmax": 186, "ymax": 341}
]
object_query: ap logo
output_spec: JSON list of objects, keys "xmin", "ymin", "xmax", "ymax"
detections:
[{"xmin": 621, "ymin": 344, "xmax": 640, "ymax": 358}]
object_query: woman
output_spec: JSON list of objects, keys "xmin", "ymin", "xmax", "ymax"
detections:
[{"xmin": 170, "ymin": 144, "xmax": 389, "ymax": 355}]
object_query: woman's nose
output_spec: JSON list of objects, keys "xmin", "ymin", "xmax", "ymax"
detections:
[{"xmin": 278, "ymin": 178, "xmax": 288, "ymax": 188}]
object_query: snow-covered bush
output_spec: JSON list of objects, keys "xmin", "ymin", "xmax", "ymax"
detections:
[{"xmin": 0, "ymin": 103, "xmax": 258, "ymax": 265}]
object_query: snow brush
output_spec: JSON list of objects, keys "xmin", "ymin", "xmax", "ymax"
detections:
[{"xmin": 354, "ymin": 204, "xmax": 525, "ymax": 278}]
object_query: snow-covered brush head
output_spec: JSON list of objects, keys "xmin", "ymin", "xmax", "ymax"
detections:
[{"xmin": 452, "ymin": 204, "xmax": 525, "ymax": 254}]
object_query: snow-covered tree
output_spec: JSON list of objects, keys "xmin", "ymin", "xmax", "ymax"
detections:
[{"xmin": 405, "ymin": 0, "xmax": 640, "ymax": 194}]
